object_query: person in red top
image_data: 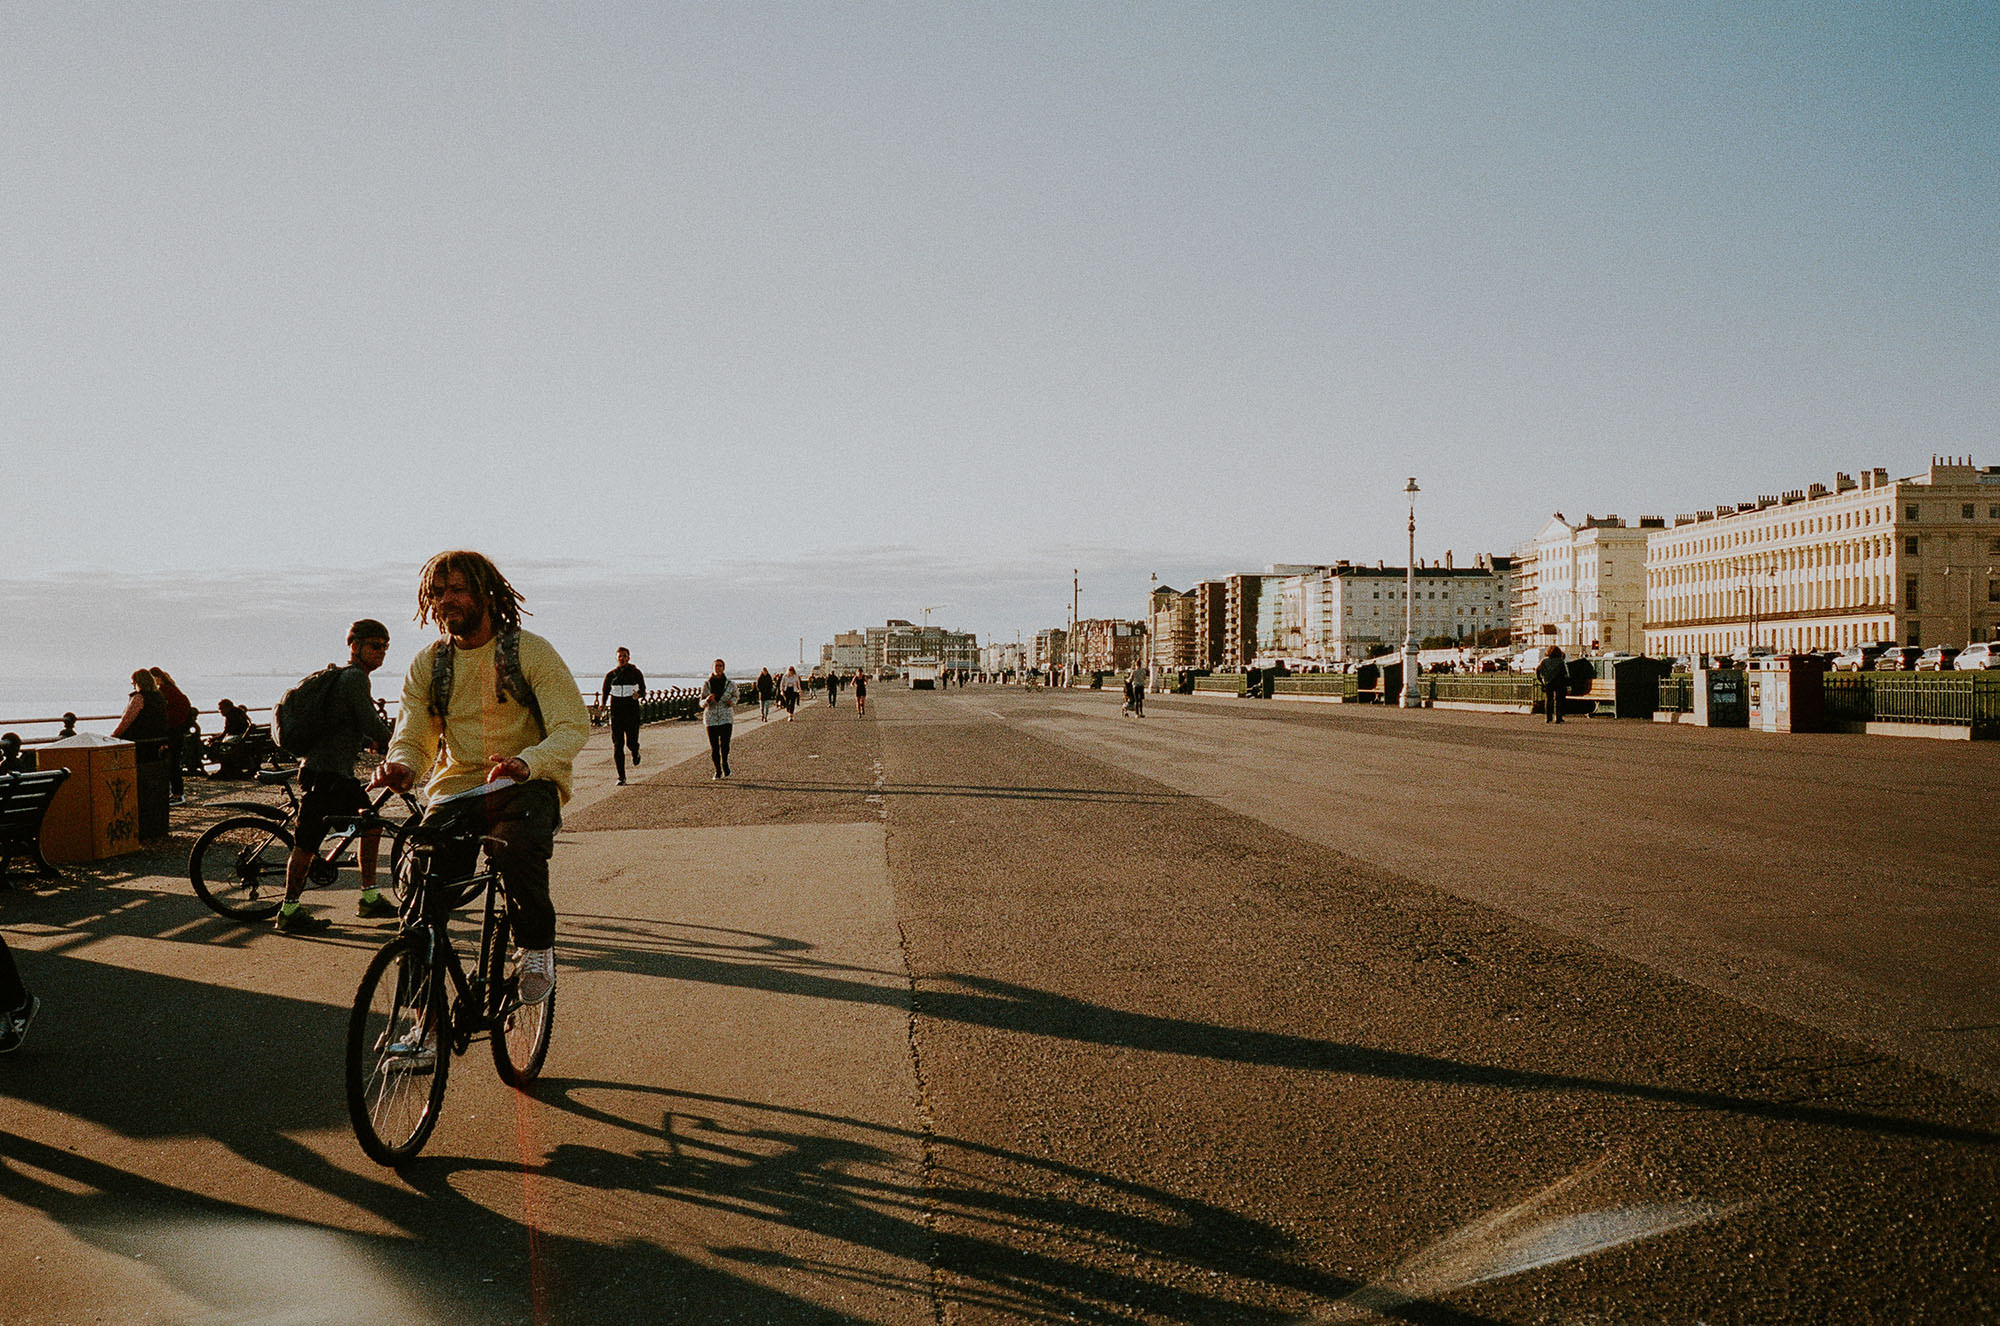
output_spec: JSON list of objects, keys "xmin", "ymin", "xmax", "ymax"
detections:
[{"xmin": 149, "ymin": 668, "xmax": 195, "ymax": 804}]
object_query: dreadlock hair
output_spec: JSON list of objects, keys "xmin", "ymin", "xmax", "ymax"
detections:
[{"xmin": 415, "ymin": 550, "xmax": 530, "ymax": 636}]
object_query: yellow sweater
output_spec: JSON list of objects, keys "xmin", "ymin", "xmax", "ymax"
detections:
[{"xmin": 386, "ymin": 630, "xmax": 590, "ymax": 805}]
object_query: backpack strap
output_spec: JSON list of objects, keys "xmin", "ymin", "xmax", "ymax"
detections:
[
  {"xmin": 496, "ymin": 630, "xmax": 547, "ymax": 738},
  {"xmin": 428, "ymin": 641, "xmax": 455, "ymax": 719}
]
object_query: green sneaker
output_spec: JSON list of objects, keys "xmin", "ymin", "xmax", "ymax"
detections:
[
  {"xmin": 273, "ymin": 906, "xmax": 331, "ymax": 935},
  {"xmin": 356, "ymin": 892, "xmax": 397, "ymax": 919}
]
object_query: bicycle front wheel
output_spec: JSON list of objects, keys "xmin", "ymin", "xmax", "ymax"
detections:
[
  {"xmin": 188, "ymin": 816, "xmax": 294, "ymax": 921},
  {"xmin": 347, "ymin": 934, "xmax": 451, "ymax": 1166},
  {"xmin": 491, "ymin": 928, "xmax": 555, "ymax": 1088}
]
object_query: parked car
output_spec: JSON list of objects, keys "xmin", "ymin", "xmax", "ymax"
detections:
[
  {"xmin": 1831, "ymin": 641, "xmax": 1892, "ymax": 671},
  {"xmin": 1913, "ymin": 646, "xmax": 1961, "ymax": 671},
  {"xmin": 1872, "ymin": 646, "xmax": 1924, "ymax": 671},
  {"xmin": 1954, "ymin": 642, "xmax": 2000, "ymax": 671}
]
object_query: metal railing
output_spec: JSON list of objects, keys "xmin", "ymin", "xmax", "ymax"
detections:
[
  {"xmin": 1821, "ymin": 671, "xmax": 2000, "ymax": 733},
  {"xmin": 1271, "ymin": 676, "xmax": 1354, "ymax": 698},
  {"xmin": 1657, "ymin": 675, "xmax": 1693, "ymax": 713},
  {"xmin": 1423, "ymin": 674, "xmax": 1538, "ymax": 705}
]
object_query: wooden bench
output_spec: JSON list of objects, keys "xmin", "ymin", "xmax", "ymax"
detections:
[
  {"xmin": 208, "ymin": 724, "xmax": 282, "ymax": 779},
  {"xmin": 0, "ymin": 767, "xmax": 72, "ymax": 880}
]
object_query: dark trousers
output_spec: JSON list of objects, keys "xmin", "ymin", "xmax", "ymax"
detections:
[
  {"xmin": 0, "ymin": 934, "xmax": 25, "ymax": 1012},
  {"xmin": 1543, "ymin": 686, "xmax": 1567, "ymax": 722},
  {"xmin": 609, "ymin": 701, "xmax": 641, "ymax": 779},
  {"xmin": 707, "ymin": 723, "xmax": 733, "ymax": 775},
  {"xmin": 428, "ymin": 780, "xmax": 561, "ymax": 950}
]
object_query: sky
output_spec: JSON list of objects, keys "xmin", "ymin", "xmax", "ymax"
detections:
[{"xmin": 2, "ymin": 2, "xmax": 1995, "ymax": 682}]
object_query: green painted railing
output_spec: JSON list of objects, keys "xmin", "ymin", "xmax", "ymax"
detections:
[
  {"xmin": 1422, "ymin": 674, "xmax": 1538, "ymax": 705},
  {"xmin": 1193, "ymin": 675, "xmax": 1247, "ymax": 696},
  {"xmin": 1271, "ymin": 676, "xmax": 1355, "ymax": 698},
  {"xmin": 1822, "ymin": 672, "xmax": 2000, "ymax": 733},
  {"xmin": 1658, "ymin": 675, "xmax": 1692, "ymax": 713}
]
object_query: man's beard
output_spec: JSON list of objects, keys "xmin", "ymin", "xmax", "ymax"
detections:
[{"xmin": 445, "ymin": 605, "xmax": 489, "ymax": 639}]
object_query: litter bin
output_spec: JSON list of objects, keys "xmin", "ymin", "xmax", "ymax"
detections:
[
  {"xmin": 1608, "ymin": 656, "xmax": 1674, "ymax": 719},
  {"xmin": 1690, "ymin": 668, "xmax": 1748, "ymax": 728},
  {"xmin": 1750, "ymin": 654, "xmax": 1825, "ymax": 733},
  {"xmin": 34, "ymin": 734, "xmax": 145, "ymax": 862}
]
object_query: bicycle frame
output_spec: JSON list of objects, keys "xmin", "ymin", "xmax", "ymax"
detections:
[{"xmin": 396, "ymin": 848, "xmax": 516, "ymax": 1053}]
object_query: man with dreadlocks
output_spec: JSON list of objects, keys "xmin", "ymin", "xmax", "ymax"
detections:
[{"xmin": 371, "ymin": 551, "xmax": 589, "ymax": 1006}]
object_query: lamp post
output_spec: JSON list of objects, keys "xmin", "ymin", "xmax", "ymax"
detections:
[
  {"xmin": 1401, "ymin": 477, "xmax": 1422, "ymax": 708},
  {"xmin": 1148, "ymin": 572, "xmax": 1159, "ymax": 693}
]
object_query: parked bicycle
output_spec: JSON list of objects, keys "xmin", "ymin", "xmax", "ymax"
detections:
[
  {"xmin": 346, "ymin": 780, "xmax": 555, "ymax": 1166},
  {"xmin": 186, "ymin": 766, "xmax": 421, "ymax": 921}
]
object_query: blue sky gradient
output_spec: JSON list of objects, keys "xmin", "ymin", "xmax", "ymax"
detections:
[{"xmin": 2, "ymin": 3, "xmax": 1994, "ymax": 675}]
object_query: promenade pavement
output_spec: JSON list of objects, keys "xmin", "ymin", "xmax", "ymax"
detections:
[{"xmin": 0, "ymin": 688, "xmax": 1993, "ymax": 1323}]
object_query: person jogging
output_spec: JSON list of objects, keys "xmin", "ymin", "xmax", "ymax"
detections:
[
  {"xmin": 852, "ymin": 669, "xmax": 868, "ymax": 717},
  {"xmin": 371, "ymin": 551, "xmax": 589, "ymax": 1006},
  {"xmin": 273, "ymin": 620, "xmax": 394, "ymax": 934},
  {"xmin": 701, "ymin": 659, "xmax": 736, "ymax": 778},
  {"xmin": 600, "ymin": 647, "xmax": 646, "ymax": 785}
]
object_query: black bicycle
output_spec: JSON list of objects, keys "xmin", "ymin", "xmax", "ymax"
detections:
[
  {"xmin": 186, "ymin": 767, "xmax": 421, "ymax": 921},
  {"xmin": 345, "ymin": 781, "xmax": 555, "ymax": 1166}
]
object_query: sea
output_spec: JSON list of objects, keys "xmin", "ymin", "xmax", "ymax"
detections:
[{"xmin": 0, "ymin": 670, "xmax": 711, "ymax": 741}]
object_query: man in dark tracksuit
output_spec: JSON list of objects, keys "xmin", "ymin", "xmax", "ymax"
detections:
[{"xmin": 601, "ymin": 648, "xmax": 645, "ymax": 785}]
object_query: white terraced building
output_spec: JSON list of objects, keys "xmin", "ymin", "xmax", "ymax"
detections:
[
  {"xmin": 1271, "ymin": 556, "xmax": 1511, "ymax": 664},
  {"xmin": 1644, "ymin": 457, "xmax": 2000, "ymax": 656}
]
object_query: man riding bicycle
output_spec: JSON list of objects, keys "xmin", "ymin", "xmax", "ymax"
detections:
[
  {"xmin": 370, "ymin": 551, "xmax": 588, "ymax": 1006},
  {"xmin": 276, "ymin": 619, "xmax": 394, "ymax": 934}
]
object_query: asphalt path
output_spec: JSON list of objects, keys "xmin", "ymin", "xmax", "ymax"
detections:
[{"xmin": 0, "ymin": 687, "xmax": 1994, "ymax": 1323}]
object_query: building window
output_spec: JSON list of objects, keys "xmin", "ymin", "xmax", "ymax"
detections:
[
  {"xmin": 1907, "ymin": 504, "xmax": 1920, "ymax": 521},
  {"xmin": 1908, "ymin": 622, "xmax": 1922, "ymax": 646},
  {"xmin": 1906, "ymin": 576, "xmax": 1919, "ymax": 608},
  {"xmin": 1906, "ymin": 536, "xmax": 1920, "ymax": 555},
  {"xmin": 1965, "ymin": 504, "xmax": 1977, "ymax": 520},
  {"xmin": 1990, "ymin": 580, "xmax": 2000, "ymax": 604}
]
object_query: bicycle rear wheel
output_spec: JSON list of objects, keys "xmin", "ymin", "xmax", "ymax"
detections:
[
  {"xmin": 347, "ymin": 934, "xmax": 451, "ymax": 1166},
  {"xmin": 489, "ymin": 922, "xmax": 554, "ymax": 1088},
  {"xmin": 188, "ymin": 816, "xmax": 294, "ymax": 921}
]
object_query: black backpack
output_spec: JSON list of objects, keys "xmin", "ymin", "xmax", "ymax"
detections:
[{"xmin": 273, "ymin": 665, "xmax": 347, "ymax": 755}]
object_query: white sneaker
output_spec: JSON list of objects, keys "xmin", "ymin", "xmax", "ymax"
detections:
[
  {"xmin": 517, "ymin": 947, "xmax": 556, "ymax": 1004},
  {"xmin": 382, "ymin": 1024, "xmax": 436, "ymax": 1073}
]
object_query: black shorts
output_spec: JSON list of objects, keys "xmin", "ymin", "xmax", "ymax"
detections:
[{"xmin": 297, "ymin": 769, "xmax": 368, "ymax": 854}]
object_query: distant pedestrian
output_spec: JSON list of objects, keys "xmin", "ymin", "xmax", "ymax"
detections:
[
  {"xmin": 824, "ymin": 672, "xmax": 840, "ymax": 708},
  {"xmin": 852, "ymin": 670, "xmax": 868, "ymax": 717},
  {"xmin": 1536, "ymin": 646, "xmax": 1569, "ymax": 724},
  {"xmin": 756, "ymin": 668, "xmax": 775, "ymax": 721},
  {"xmin": 57, "ymin": 714, "xmax": 77, "ymax": 739},
  {"xmin": 780, "ymin": 666, "xmax": 801, "ymax": 720},
  {"xmin": 702, "ymin": 659, "xmax": 736, "ymax": 778},
  {"xmin": 600, "ymin": 646, "xmax": 646, "ymax": 785},
  {"xmin": 149, "ymin": 668, "xmax": 194, "ymax": 804}
]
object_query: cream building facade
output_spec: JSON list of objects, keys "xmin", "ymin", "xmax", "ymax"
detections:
[
  {"xmin": 1521, "ymin": 514, "xmax": 1656, "ymax": 654},
  {"xmin": 1645, "ymin": 458, "xmax": 2000, "ymax": 656}
]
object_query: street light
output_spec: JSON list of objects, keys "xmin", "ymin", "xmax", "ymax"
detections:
[
  {"xmin": 1148, "ymin": 571, "xmax": 1158, "ymax": 693},
  {"xmin": 1401, "ymin": 477, "xmax": 1422, "ymax": 708}
]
